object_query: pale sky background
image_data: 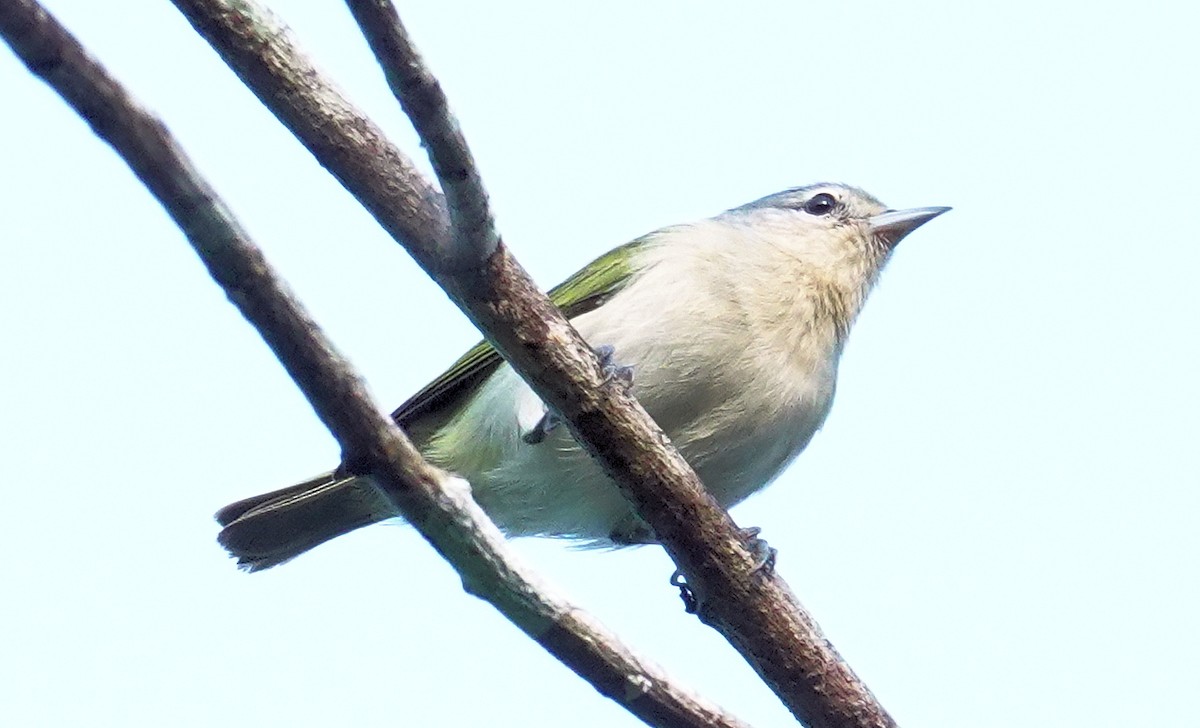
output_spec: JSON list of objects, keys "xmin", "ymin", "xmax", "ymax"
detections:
[{"xmin": 2, "ymin": 2, "xmax": 1198, "ymax": 727}]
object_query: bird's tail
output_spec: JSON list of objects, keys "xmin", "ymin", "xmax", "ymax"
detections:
[{"xmin": 215, "ymin": 472, "xmax": 391, "ymax": 571}]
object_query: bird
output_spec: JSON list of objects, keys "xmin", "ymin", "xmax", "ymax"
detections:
[{"xmin": 216, "ymin": 183, "xmax": 949, "ymax": 571}]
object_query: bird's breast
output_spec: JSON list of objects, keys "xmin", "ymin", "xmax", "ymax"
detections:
[{"xmin": 569, "ymin": 239, "xmax": 843, "ymax": 508}]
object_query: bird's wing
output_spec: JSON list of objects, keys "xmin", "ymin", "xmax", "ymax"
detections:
[{"xmin": 391, "ymin": 239, "xmax": 646, "ymax": 436}]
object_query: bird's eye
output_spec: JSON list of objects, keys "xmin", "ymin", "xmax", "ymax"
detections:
[{"xmin": 802, "ymin": 192, "xmax": 838, "ymax": 216}]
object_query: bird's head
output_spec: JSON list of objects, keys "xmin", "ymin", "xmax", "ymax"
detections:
[
  {"xmin": 724, "ymin": 182, "xmax": 949, "ymax": 268},
  {"xmin": 708, "ymin": 183, "xmax": 950, "ymax": 337}
]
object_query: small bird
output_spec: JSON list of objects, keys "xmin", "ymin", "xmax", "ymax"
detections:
[{"xmin": 217, "ymin": 184, "xmax": 949, "ymax": 571}]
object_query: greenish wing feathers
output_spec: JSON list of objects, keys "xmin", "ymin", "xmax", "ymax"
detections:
[{"xmin": 390, "ymin": 239, "xmax": 646, "ymax": 430}]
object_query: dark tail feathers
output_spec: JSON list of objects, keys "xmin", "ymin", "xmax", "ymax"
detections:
[{"xmin": 216, "ymin": 472, "xmax": 390, "ymax": 571}]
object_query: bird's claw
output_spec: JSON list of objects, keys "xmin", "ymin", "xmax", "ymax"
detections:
[
  {"xmin": 669, "ymin": 527, "xmax": 776, "ymax": 613},
  {"xmin": 739, "ymin": 526, "xmax": 777, "ymax": 574},
  {"xmin": 669, "ymin": 569, "xmax": 698, "ymax": 613},
  {"xmin": 521, "ymin": 411, "xmax": 559, "ymax": 444},
  {"xmin": 594, "ymin": 344, "xmax": 635, "ymax": 390},
  {"xmin": 523, "ymin": 344, "xmax": 633, "ymax": 445}
]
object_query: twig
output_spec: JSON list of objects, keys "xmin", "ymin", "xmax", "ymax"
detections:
[
  {"xmin": 344, "ymin": 0, "xmax": 497, "ymax": 268},
  {"xmin": 165, "ymin": 1, "xmax": 901, "ymax": 727},
  {"xmin": 0, "ymin": 3, "xmax": 753, "ymax": 728}
]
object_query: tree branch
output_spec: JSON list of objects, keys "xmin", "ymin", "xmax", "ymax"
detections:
[
  {"xmin": 344, "ymin": 0, "xmax": 497, "ymax": 268},
  {"xmin": 164, "ymin": 1, "xmax": 899, "ymax": 727},
  {"xmin": 0, "ymin": 3, "xmax": 752, "ymax": 728}
]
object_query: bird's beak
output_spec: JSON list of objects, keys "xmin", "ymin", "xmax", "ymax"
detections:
[{"xmin": 869, "ymin": 206, "xmax": 951, "ymax": 247}]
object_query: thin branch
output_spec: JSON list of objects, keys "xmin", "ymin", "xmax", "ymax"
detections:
[
  {"xmin": 163, "ymin": 1, "xmax": 900, "ymax": 727},
  {"xmin": 345, "ymin": 0, "xmax": 496, "ymax": 268},
  {"xmin": 0, "ymin": 3, "xmax": 752, "ymax": 728}
]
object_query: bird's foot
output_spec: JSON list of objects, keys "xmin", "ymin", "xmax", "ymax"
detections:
[
  {"xmin": 522, "ymin": 344, "xmax": 633, "ymax": 444},
  {"xmin": 521, "ymin": 411, "xmax": 558, "ymax": 444},
  {"xmin": 669, "ymin": 527, "xmax": 776, "ymax": 614},
  {"xmin": 594, "ymin": 344, "xmax": 635, "ymax": 391},
  {"xmin": 740, "ymin": 526, "xmax": 777, "ymax": 574},
  {"xmin": 669, "ymin": 569, "xmax": 698, "ymax": 614}
]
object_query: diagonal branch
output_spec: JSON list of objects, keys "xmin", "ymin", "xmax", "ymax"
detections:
[
  {"xmin": 344, "ymin": 0, "xmax": 497, "ymax": 269},
  {"xmin": 163, "ymin": 1, "xmax": 899, "ymax": 727},
  {"xmin": 0, "ymin": 3, "xmax": 753, "ymax": 728}
]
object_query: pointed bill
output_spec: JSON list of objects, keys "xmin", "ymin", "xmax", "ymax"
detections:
[{"xmin": 870, "ymin": 206, "xmax": 951, "ymax": 247}]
